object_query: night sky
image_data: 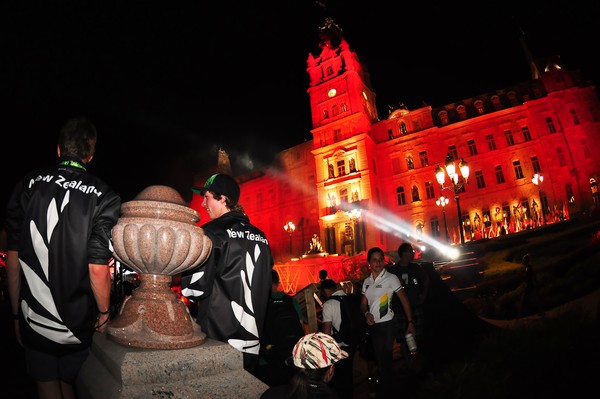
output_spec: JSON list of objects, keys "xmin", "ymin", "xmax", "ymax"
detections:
[{"xmin": 2, "ymin": 1, "xmax": 599, "ymax": 223}]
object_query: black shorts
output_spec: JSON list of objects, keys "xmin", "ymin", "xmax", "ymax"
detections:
[{"xmin": 24, "ymin": 346, "xmax": 90, "ymax": 383}]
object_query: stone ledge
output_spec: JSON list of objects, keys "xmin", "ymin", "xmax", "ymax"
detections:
[{"xmin": 78, "ymin": 334, "xmax": 268, "ymax": 399}]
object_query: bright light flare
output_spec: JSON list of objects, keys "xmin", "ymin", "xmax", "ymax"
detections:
[
  {"xmin": 444, "ymin": 247, "xmax": 461, "ymax": 260},
  {"xmin": 266, "ymin": 166, "xmax": 461, "ymax": 261},
  {"xmin": 356, "ymin": 205, "xmax": 459, "ymax": 261}
]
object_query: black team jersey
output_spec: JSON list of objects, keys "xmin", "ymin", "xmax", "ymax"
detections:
[
  {"xmin": 181, "ymin": 210, "xmax": 274, "ymax": 372},
  {"xmin": 5, "ymin": 159, "xmax": 121, "ymax": 356}
]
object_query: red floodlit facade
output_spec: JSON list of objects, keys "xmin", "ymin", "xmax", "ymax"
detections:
[{"xmin": 191, "ymin": 18, "xmax": 600, "ymax": 284}]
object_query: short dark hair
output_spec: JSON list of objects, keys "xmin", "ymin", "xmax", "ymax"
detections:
[
  {"xmin": 320, "ymin": 278, "xmax": 337, "ymax": 292},
  {"xmin": 58, "ymin": 116, "xmax": 97, "ymax": 161},
  {"xmin": 398, "ymin": 242, "xmax": 414, "ymax": 256},
  {"xmin": 319, "ymin": 269, "xmax": 328, "ymax": 279},
  {"xmin": 367, "ymin": 247, "xmax": 384, "ymax": 262}
]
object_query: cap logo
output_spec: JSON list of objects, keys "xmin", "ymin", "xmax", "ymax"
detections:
[{"xmin": 204, "ymin": 174, "xmax": 218, "ymax": 188}]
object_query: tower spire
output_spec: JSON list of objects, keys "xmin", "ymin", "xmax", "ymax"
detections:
[{"xmin": 318, "ymin": 17, "xmax": 343, "ymax": 49}]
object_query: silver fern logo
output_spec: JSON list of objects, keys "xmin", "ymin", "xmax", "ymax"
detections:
[
  {"xmin": 180, "ymin": 270, "xmax": 205, "ymax": 299},
  {"xmin": 228, "ymin": 243, "xmax": 261, "ymax": 355},
  {"xmin": 21, "ymin": 193, "xmax": 81, "ymax": 344}
]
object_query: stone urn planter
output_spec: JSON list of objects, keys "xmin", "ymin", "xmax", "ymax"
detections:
[{"xmin": 107, "ymin": 185, "xmax": 212, "ymax": 349}]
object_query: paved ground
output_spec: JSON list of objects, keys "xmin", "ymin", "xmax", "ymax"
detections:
[
  {"xmin": 2, "ymin": 270, "xmax": 598, "ymax": 399},
  {"xmin": 0, "ymin": 267, "xmax": 475, "ymax": 399},
  {"xmin": 351, "ymin": 271, "xmax": 600, "ymax": 398}
]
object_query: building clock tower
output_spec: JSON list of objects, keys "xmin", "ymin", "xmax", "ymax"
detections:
[
  {"xmin": 229, "ymin": 14, "xmax": 600, "ymax": 270},
  {"xmin": 306, "ymin": 17, "xmax": 380, "ymax": 256}
]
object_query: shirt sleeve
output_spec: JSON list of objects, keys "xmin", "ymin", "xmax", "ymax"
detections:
[
  {"xmin": 390, "ymin": 274, "xmax": 403, "ymax": 293},
  {"xmin": 88, "ymin": 190, "xmax": 121, "ymax": 265},
  {"xmin": 322, "ymin": 300, "xmax": 334, "ymax": 323}
]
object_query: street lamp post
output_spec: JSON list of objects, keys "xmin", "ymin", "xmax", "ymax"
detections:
[
  {"xmin": 435, "ymin": 155, "xmax": 470, "ymax": 245},
  {"xmin": 284, "ymin": 221, "xmax": 295, "ymax": 256},
  {"xmin": 532, "ymin": 173, "xmax": 546, "ymax": 225},
  {"xmin": 436, "ymin": 195, "xmax": 450, "ymax": 243}
]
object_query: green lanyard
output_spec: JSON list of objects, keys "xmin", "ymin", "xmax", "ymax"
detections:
[{"xmin": 59, "ymin": 160, "xmax": 87, "ymax": 171}]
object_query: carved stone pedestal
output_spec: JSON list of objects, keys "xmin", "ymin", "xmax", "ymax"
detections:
[
  {"xmin": 107, "ymin": 185, "xmax": 212, "ymax": 349},
  {"xmin": 107, "ymin": 274, "xmax": 205, "ymax": 349},
  {"xmin": 77, "ymin": 334, "xmax": 268, "ymax": 399}
]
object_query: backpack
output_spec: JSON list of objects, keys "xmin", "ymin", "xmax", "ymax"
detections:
[
  {"xmin": 328, "ymin": 294, "xmax": 366, "ymax": 350},
  {"xmin": 260, "ymin": 293, "xmax": 305, "ymax": 367}
]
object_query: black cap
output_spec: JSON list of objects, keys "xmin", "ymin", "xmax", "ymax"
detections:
[{"xmin": 191, "ymin": 173, "xmax": 240, "ymax": 203}]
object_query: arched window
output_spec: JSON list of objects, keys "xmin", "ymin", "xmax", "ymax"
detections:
[
  {"xmin": 430, "ymin": 217, "xmax": 440, "ymax": 238},
  {"xmin": 570, "ymin": 109, "xmax": 580, "ymax": 125},
  {"xmin": 400, "ymin": 121, "xmax": 408, "ymax": 134},
  {"xmin": 396, "ymin": 187, "xmax": 406, "ymax": 205},
  {"xmin": 566, "ymin": 184, "xmax": 575, "ymax": 205},
  {"xmin": 416, "ymin": 222, "xmax": 424, "ymax": 238},
  {"xmin": 406, "ymin": 155, "xmax": 414, "ymax": 170},
  {"xmin": 340, "ymin": 188, "xmax": 349, "ymax": 204},
  {"xmin": 474, "ymin": 100, "xmax": 484, "ymax": 114},
  {"xmin": 425, "ymin": 181, "xmax": 435, "ymax": 199},
  {"xmin": 491, "ymin": 95, "xmax": 501, "ymax": 110},
  {"xmin": 438, "ymin": 110, "xmax": 449, "ymax": 125},
  {"xmin": 349, "ymin": 157, "xmax": 357, "ymax": 173},
  {"xmin": 411, "ymin": 185, "xmax": 420, "ymax": 202}
]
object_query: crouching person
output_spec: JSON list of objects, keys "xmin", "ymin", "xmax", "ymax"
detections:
[{"xmin": 261, "ymin": 332, "xmax": 348, "ymax": 399}]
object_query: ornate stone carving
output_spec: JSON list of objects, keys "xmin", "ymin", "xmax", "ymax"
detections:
[{"xmin": 107, "ymin": 185, "xmax": 212, "ymax": 349}]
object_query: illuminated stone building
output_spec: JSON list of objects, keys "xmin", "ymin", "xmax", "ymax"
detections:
[{"xmin": 199, "ymin": 18, "xmax": 600, "ymax": 267}]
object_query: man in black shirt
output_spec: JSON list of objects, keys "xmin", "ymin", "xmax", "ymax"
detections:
[
  {"xmin": 5, "ymin": 117, "xmax": 121, "ymax": 399},
  {"xmin": 388, "ymin": 243, "xmax": 430, "ymax": 359},
  {"xmin": 181, "ymin": 173, "xmax": 274, "ymax": 374}
]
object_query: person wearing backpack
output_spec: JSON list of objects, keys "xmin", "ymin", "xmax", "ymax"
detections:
[
  {"xmin": 320, "ymin": 278, "xmax": 361, "ymax": 398},
  {"xmin": 257, "ymin": 269, "xmax": 305, "ymax": 387}
]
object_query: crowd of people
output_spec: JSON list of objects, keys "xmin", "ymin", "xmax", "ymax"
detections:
[
  {"xmin": 4, "ymin": 116, "xmax": 434, "ymax": 399},
  {"xmin": 259, "ymin": 243, "xmax": 432, "ymax": 398}
]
